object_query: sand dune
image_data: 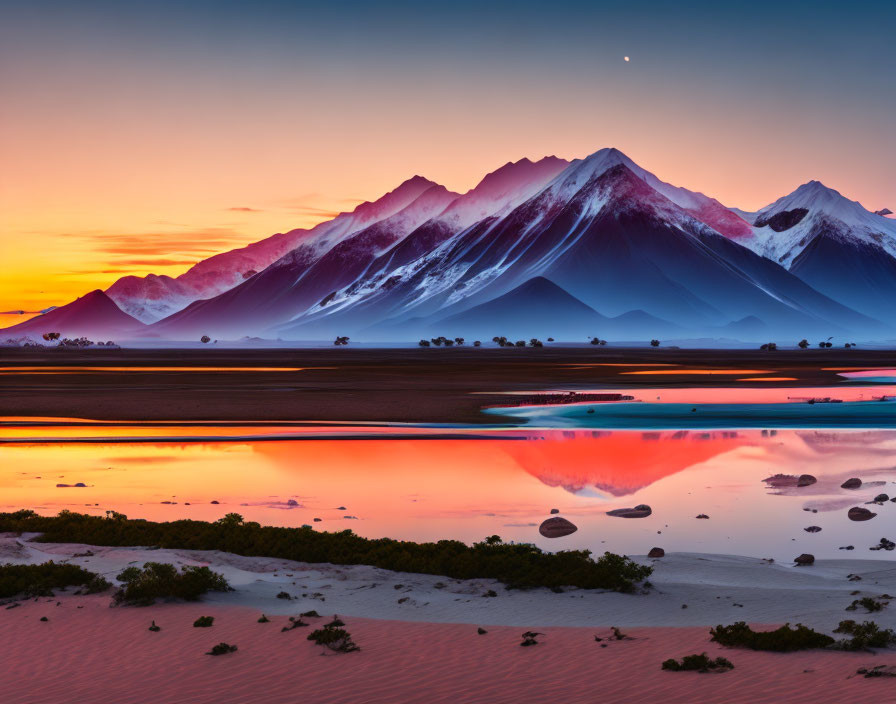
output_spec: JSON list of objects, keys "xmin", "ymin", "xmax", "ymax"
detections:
[{"xmin": 1, "ymin": 597, "xmax": 892, "ymax": 704}]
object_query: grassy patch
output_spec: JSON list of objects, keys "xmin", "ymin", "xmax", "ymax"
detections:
[{"xmin": 0, "ymin": 510, "xmax": 651, "ymax": 593}]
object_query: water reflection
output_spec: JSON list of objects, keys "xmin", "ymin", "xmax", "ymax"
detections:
[{"xmin": 3, "ymin": 427, "xmax": 896, "ymax": 562}]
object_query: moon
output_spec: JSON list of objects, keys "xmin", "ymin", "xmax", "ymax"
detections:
[{"xmin": 624, "ymin": 56, "xmax": 630, "ymax": 62}]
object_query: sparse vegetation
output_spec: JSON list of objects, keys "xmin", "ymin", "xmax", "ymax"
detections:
[
  {"xmin": 846, "ymin": 597, "xmax": 887, "ymax": 613},
  {"xmin": 833, "ymin": 620, "xmax": 896, "ymax": 650},
  {"xmin": 200, "ymin": 335, "xmax": 211, "ymax": 344},
  {"xmin": 193, "ymin": 616, "xmax": 215, "ymax": 628},
  {"xmin": 418, "ymin": 339, "xmax": 430, "ymax": 347},
  {"xmin": 662, "ymin": 653, "xmax": 734, "ymax": 672},
  {"xmin": 307, "ymin": 622, "xmax": 359, "ymax": 652},
  {"xmin": 0, "ymin": 561, "xmax": 110, "ymax": 599},
  {"xmin": 818, "ymin": 341, "xmax": 833, "ymax": 348},
  {"xmin": 759, "ymin": 342, "xmax": 778, "ymax": 351},
  {"xmin": 206, "ymin": 642, "xmax": 237, "ymax": 655},
  {"xmin": 333, "ymin": 336, "xmax": 350, "ymax": 346},
  {"xmin": 590, "ymin": 337, "xmax": 607, "ymax": 345},
  {"xmin": 281, "ymin": 616, "xmax": 308, "ymax": 631},
  {"xmin": 650, "ymin": 339, "xmax": 660, "ymax": 347},
  {"xmin": 42, "ymin": 332, "xmax": 61, "ymax": 341},
  {"xmin": 798, "ymin": 339, "xmax": 809, "ymax": 349},
  {"xmin": 112, "ymin": 562, "xmax": 231, "ymax": 606},
  {"xmin": 709, "ymin": 622, "xmax": 834, "ymax": 651},
  {"xmin": 0, "ymin": 510, "xmax": 652, "ymax": 592}
]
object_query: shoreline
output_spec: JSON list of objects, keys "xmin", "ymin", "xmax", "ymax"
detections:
[
  {"xmin": 2, "ymin": 347, "xmax": 895, "ymax": 424},
  {"xmin": 5, "ymin": 536, "xmax": 896, "ymax": 630}
]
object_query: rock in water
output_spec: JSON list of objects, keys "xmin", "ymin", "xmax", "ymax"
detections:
[
  {"xmin": 647, "ymin": 547, "xmax": 665, "ymax": 558},
  {"xmin": 794, "ymin": 554, "xmax": 815, "ymax": 565},
  {"xmin": 848, "ymin": 507, "xmax": 877, "ymax": 521},
  {"xmin": 797, "ymin": 474, "xmax": 817, "ymax": 487},
  {"xmin": 550, "ymin": 508, "xmax": 559, "ymax": 514},
  {"xmin": 539, "ymin": 517, "xmax": 578, "ymax": 538},
  {"xmin": 841, "ymin": 478, "xmax": 862, "ymax": 489},
  {"xmin": 873, "ymin": 494, "xmax": 889, "ymax": 503},
  {"xmin": 606, "ymin": 504, "xmax": 652, "ymax": 519}
]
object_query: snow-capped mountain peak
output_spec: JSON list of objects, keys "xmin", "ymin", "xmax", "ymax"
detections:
[{"xmin": 743, "ymin": 179, "xmax": 896, "ymax": 268}]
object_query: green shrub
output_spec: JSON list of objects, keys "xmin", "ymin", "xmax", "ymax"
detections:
[
  {"xmin": 709, "ymin": 622, "xmax": 834, "ymax": 651},
  {"xmin": 833, "ymin": 620, "xmax": 896, "ymax": 650},
  {"xmin": 308, "ymin": 624, "xmax": 359, "ymax": 652},
  {"xmin": 112, "ymin": 562, "xmax": 231, "ymax": 606},
  {"xmin": 0, "ymin": 561, "xmax": 111, "ymax": 599},
  {"xmin": 206, "ymin": 642, "xmax": 237, "ymax": 656},
  {"xmin": 0, "ymin": 511, "xmax": 651, "ymax": 593},
  {"xmin": 193, "ymin": 616, "xmax": 214, "ymax": 628},
  {"xmin": 662, "ymin": 653, "xmax": 734, "ymax": 672},
  {"xmin": 846, "ymin": 597, "xmax": 887, "ymax": 613}
]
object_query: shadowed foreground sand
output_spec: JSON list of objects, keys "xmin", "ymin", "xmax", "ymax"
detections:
[{"xmin": 1, "ymin": 596, "xmax": 893, "ymax": 704}]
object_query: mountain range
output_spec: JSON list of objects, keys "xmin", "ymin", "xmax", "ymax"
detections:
[{"xmin": 4, "ymin": 147, "xmax": 894, "ymax": 343}]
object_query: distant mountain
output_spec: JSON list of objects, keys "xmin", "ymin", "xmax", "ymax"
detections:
[
  {"xmin": 433, "ymin": 276, "xmax": 608, "ymax": 337},
  {"xmin": 148, "ymin": 181, "xmax": 460, "ymax": 337},
  {"xmin": 274, "ymin": 151, "xmax": 870, "ymax": 340},
  {"xmin": 733, "ymin": 181, "xmax": 896, "ymax": 324},
  {"xmin": 33, "ymin": 145, "xmax": 894, "ymax": 344},
  {"xmin": 106, "ymin": 176, "xmax": 440, "ymax": 322},
  {"xmin": 147, "ymin": 157, "xmax": 569, "ymax": 338},
  {"xmin": 432, "ymin": 276, "xmax": 678, "ymax": 339},
  {"xmin": 0, "ymin": 290, "xmax": 144, "ymax": 340}
]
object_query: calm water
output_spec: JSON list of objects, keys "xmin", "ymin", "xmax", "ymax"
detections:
[{"xmin": 3, "ymin": 406, "xmax": 896, "ymax": 562}]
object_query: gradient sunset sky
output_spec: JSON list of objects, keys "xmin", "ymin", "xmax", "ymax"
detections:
[{"xmin": 1, "ymin": 0, "xmax": 894, "ymax": 312}]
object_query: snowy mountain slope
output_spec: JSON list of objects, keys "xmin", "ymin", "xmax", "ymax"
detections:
[
  {"xmin": 105, "ymin": 176, "xmax": 439, "ymax": 323},
  {"xmin": 146, "ymin": 158, "xmax": 568, "ymax": 338},
  {"xmin": 272, "ymin": 151, "xmax": 873, "ymax": 340},
  {"xmin": 147, "ymin": 183, "xmax": 459, "ymax": 337},
  {"xmin": 732, "ymin": 181, "xmax": 896, "ymax": 323},
  {"xmin": 740, "ymin": 180, "xmax": 896, "ymax": 267}
]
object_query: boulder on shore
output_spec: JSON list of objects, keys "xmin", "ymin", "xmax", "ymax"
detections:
[
  {"xmin": 797, "ymin": 474, "xmax": 817, "ymax": 487},
  {"xmin": 848, "ymin": 507, "xmax": 877, "ymax": 522},
  {"xmin": 794, "ymin": 553, "xmax": 815, "ymax": 566},
  {"xmin": 647, "ymin": 547, "xmax": 665, "ymax": 558},
  {"xmin": 841, "ymin": 478, "xmax": 862, "ymax": 489},
  {"xmin": 539, "ymin": 517, "xmax": 578, "ymax": 538}
]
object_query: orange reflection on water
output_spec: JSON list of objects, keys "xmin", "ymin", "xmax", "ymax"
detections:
[
  {"xmin": 0, "ymin": 367, "xmax": 330, "ymax": 373},
  {"xmin": 3, "ymin": 428, "xmax": 896, "ymax": 560},
  {"xmin": 736, "ymin": 377, "xmax": 799, "ymax": 382},
  {"xmin": 621, "ymin": 369, "xmax": 772, "ymax": 375}
]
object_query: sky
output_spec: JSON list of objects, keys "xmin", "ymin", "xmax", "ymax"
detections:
[{"xmin": 1, "ymin": 0, "xmax": 894, "ymax": 312}]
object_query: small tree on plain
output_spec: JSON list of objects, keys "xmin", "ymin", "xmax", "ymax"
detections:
[
  {"xmin": 650, "ymin": 339, "xmax": 660, "ymax": 347},
  {"xmin": 200, "ymin": 335, "xmax": 211, "ymax": 344}
]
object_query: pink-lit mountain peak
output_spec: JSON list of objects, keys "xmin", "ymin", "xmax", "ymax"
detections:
[
  {"xmin": 536, "ymin": 147, "xmax": 751, "ymax": 239},
  {"xmin": 434, "ymin": 156, "xmax": 570, "ymax": 229},
  {"xmin": 3, "ymin": 289, "xmax": 144, "ymax": 339}
]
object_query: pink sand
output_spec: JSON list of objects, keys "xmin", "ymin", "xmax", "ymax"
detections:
[{"xmin": 0, "ymin": 596, "xmax": 892, "ymax": 703}]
